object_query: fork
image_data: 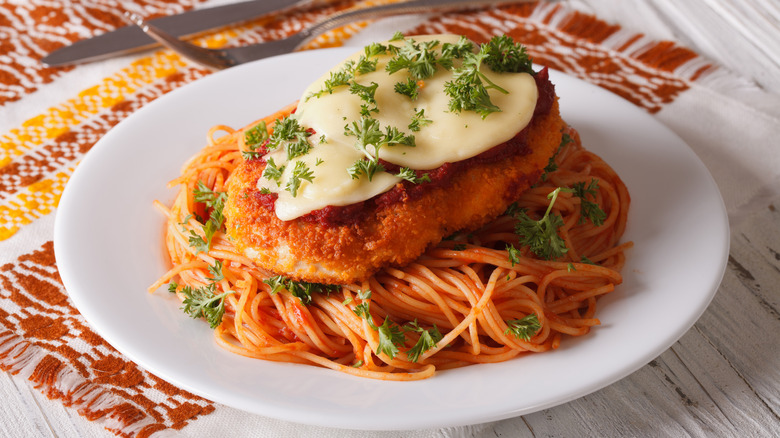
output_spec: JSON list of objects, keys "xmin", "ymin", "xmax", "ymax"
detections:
[{"xmin": 124, "ymin": 0, "xmax": 539, "ymax": 70}]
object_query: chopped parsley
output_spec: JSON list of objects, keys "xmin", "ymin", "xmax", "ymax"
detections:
[
  {"xmin": 285, "ymin": 160, "xmax": 315, "ymax": 197},
  {"xmin": 404, "ymin": 320, "xmax": 443, "ymax": 363},
  {"xmin": 514, "ymin": 187, "xmax": 569, "ymax": 260},
  {"xmin": 267, "ymin": 116, "xmax": 312, "ymax": 160},
  {"xmin": 377, "ymin": 318, "xmax": 406, "ymax": 359},
  {"xmin": 344, "ymin": 117, "xmax": 415, "ymax": 181},
  {"xmin": 263, "ymin": 275, "xmax": 339, "ymax": 305},
  {"xmin": 541, "ymin": 132, "xmax": 573, "ymax": 181},
  {"xmin": 481, "ymin": 35, "xmax": 534, "ymax": 74},
  {"xmin": 394, "ymin": 77, "xmax": 420, "ymax": 100},
  {"xmin": 395, "ymin": 167, "xmax": 430, "ymax": 184},
  {"xmin": 507, "ymin": 244, "xmax": 522, "ymax": 266},
  {"xmin": 175, "ymin": 283, "xmax": 234, "ymax": 329},
  {"xmin": 407, "ymin": 108, "xmax": 432, "ymax": 132},
  {"xmin": 444, "ymin": 35, "xmax": 534, "ymax": 118},
  {"xmin": 572, "ymin": 178, "xmax": 606, "ymax": 226},
  {"xmin": 504, "ymin": 313, "xmax": 541, "ymax": 341},
  {"xmin": 261, "ymin": 157, "xmax": 284, "ymax": 185},
  {"xmin": 242, "ymin": 121, "xmax": 268, "ymax": 159},
  {"xmin": 189, "ymin": 181, "xmax": 227, "ymax": 253},
  {"xmin": 352, "ymin": 300, "xmax": 406, "ymax": 360}
]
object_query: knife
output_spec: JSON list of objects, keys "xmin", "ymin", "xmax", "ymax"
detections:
[{"xmin": 42, "ymin": 0, "xmax": 318, "ymax": 67}]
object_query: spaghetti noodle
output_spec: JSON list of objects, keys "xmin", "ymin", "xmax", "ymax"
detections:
[{"xmin": 151, "ymin": 106, "xmax": 631, "ymax": 381}]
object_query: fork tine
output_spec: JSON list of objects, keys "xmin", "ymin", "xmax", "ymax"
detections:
[{"xmin": 122, "ymin": 11, "xmax": 235, "ymax": 70}]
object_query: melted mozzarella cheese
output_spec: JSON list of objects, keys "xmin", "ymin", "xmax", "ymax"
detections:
[{"xmin": 259, "ymin": 34, "xmax": 538, "ymax": 221}]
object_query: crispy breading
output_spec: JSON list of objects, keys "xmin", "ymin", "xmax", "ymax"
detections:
[{"xmin": 224, "ymin": 99, "xmax": 564, "ymax": 284}]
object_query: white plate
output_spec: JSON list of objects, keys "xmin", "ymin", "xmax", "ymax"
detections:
[{"xmin": 54, "ymin": 48, "xmax": 729, "ymax": 430}]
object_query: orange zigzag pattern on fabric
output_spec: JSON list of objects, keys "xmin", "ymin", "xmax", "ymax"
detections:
[{"xmin": 0, "ymin": 241, "xmax": 215, "ymax": 437}]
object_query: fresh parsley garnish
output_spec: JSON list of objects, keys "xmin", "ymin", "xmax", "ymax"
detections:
[
  {"xmin": 507, "ymin": 244, "xmax": 522, "ymax": 266},
  {"xmin": 285, "ymin": 160, "xmax": 315, "ymax": 197},
  {"xmin": 207, "ymin": 260, "xmax": 224, "ymax": 282},
  {"xmin": 444, "ymin": 35, "xmax": 534, "ymax": 118},
  {"xmin": 179, "ymin": 283, "xmax": 234, "ymax": 329},
  {"xmin": 514, "ymin": 187, "xmax": 569, "ymax": 260},
  {"xmin": 504, "ymin": 313, "xmax": 541, "ymax": 341},
  {"xmin": 394, "ymin": 77, "xmax": 420, "ymax": 100},
  {"xmin": 404, "ymin": 320, "xmax": 443, "ymax": 362},
  {"xmin": 481, "ymin": 35, "xmax": 533, "ymax": 74},
  {"xmin": 377, "ymin": 318, "xmax": 406, "ymax": 359},
  {"xmin": 395, "ymin": 167, "xmax": 430, "ymax": 184},
  {"xmin": 268, "ymin": 116, "xmax": 312, "ymax": 160},
  {"xmin": 408, "ymin": 108, "xmax": 432, "ymax": 132},
  {"xmin": 572, "ymin": 178, "xmax": 606, "ymax": 226},
  {"xmin": 385, "ymin": 38, "xmax": 443, "ymax": 80},
  {"xmin": 352, "ymin": 301, "xmax": 406, "ymax": 360},
  {"xmin": 263, "ymin": 275, "xmax": 339, "ymax": 305},
  {"xmin": 444, "ymin": 48, "xmax": 507, "ymax": 118},
  {"xmin": 347, "ymin": 158, "xmax": 385, "ymax": 181},
  {"xmin": 189, "ymin": 181, "xmax": 227, "ymax": 253},
  {"xmin": 262, "ymin": 157, "xmax": 284, "ymax": 185},
  {"xmin": 349, "ymin": 81, "xmax": 379, "ymax": 116},
  {"xmin": 541, "ymin": 132, "xmax": 573, "ymax": 181},
  {"xmin": 244, "ymin": 121, "xmax": 268, "ymax": 147}
]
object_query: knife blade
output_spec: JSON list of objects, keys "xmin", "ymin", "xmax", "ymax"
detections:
[{"xmin": 42, "ymin": 0, "xmax": 315, "ymax": 67}]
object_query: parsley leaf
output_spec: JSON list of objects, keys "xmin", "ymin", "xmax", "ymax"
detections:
[
  {"xmin": 190, "ymin": 182, "xmax": 227, "ymax": 253},
  {"xmin": 408, "ymin": 108, "xmax": 432, "ymax": 132},
  {"xmin": 507, "ymin": 244, "xmax": 522, "ymax": 266},
  {"xmin": 376, "ymin": 317, "xmax": 406, "ymax": 359},
  {"xmin": 481, "ymin": 35, "xmax": 533, "ymax": 74},
  {"xmin": 395, "ymin": 167, "xmax": 430, "ymax": 184},
  {"xmin": 439, "ymin": 35, "xmax": 474, "ymax": 61},
  {"xmin": 572, "ymin": 178, "xmax": 606, "ymax": 226},
  {"xmin": 386, "ymin": 38, "xmax": 445, "ymax": 80},
  {"xmin": 263, "ymin": 275, "xmax": 339, "ymax": 305},
  {"xmin": 383, "ymin": 125, "xmax": 415, "ymax": 147},
  {"xmin": 244, "ymin": 120, "xmax": 268, "ymax": 147},
  {"xmin": 349, "ymin": 81, "xmax": 379, "ymax": 116},
  {"xmin": 404, "ymin": 320, "xmax": 443, "ymax": 362},
  {"xmin": 306, "ymin": 65, "xmax": 354, "ymax": 100},
  {"xmin": 180, "ymin": 283, "xmax": 234, "ymax": 329},
  {"xmin": 394, "ymin": 77, "xmax": 420, "ymax": 100},
  {"xmin": 540, "ymin": 132, "xmax": 573, "ymax": 181},
  {"xmin": 207, "ymin": 260, "xmax": 224, "ymax": 282},
  {"xmin": 262, "ymin": 157, "xmax": 285, "ymax": 185},
  {"xmin": 347, "ymin": 158, "xmax": 385, "ymax": 181},
  {"xmin": 285, "ymin": 160, "xmax": 315, "ymax": 197},
  {"xmin": 504, "ymin": 313, "xmax": 541, "ymax": 341},
  {"xmin": 268, "ymin": 116, "xmax": 312, "ymax": 160},
  {"xmin": 353, "ymin": 302, "xmax": 373, "ymax": 325},
  {"xmin": 514, "ymin": 187, "xmax": 569, "ymax": 260},
  {"xmin": 444, "ymin": 36, "xmax": 533, "ymax": 118}
]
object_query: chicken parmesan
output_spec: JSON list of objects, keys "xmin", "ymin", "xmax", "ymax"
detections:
[
  {"xmin": 224, "ymin": 34, "xmax": 564, "ymax": 284},
  {"xmin": 153, "ymin": 33, "xmax": 632, "ymax": 379}
]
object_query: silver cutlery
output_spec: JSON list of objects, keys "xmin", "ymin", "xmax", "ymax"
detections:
[
  {"xmin": 42, "ymin": 0, "xmax": 326, "ymax": 67},
  {"xmin": 124, "ymin": 0, "xmax": 538, "ymax": 70}
]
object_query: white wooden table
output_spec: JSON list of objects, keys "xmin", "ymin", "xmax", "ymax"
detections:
[{"xmin": 2, "ymin": 1, "xmax": 778, "ymax": 436}]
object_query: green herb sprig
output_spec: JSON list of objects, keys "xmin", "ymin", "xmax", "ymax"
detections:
[
  {"xmin": 504, "ymin": 313, "xmax": 541, "ymax": 341},
  {"xmin": 263, "ymin": 275, "xmax": 339, "ymax": 305},
  {"xmin": 188, "ymin": 181, "xmax": 227, "ymax": 253},
  {"xmin": 514, "ymin": 187, "xmax": 569, "ymax": 260}
]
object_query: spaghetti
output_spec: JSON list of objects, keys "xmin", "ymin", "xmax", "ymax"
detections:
[{"xmin": 151, "ymin": 106, "xmax": 631, "ymax": 381}]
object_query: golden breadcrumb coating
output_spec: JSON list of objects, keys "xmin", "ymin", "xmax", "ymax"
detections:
[{"xmin": 224, "ymin": 99, "xmax": 565, "ymax": 284}]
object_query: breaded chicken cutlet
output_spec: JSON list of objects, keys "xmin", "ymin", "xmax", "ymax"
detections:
[{"xmin": 224, "ymin": 35, "xmax": 565, "ymax": 284}]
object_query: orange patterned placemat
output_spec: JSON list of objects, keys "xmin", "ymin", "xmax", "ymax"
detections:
[{"xmin": 0, "ymin": 1, "xmax": 714, "ymax": 436}]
